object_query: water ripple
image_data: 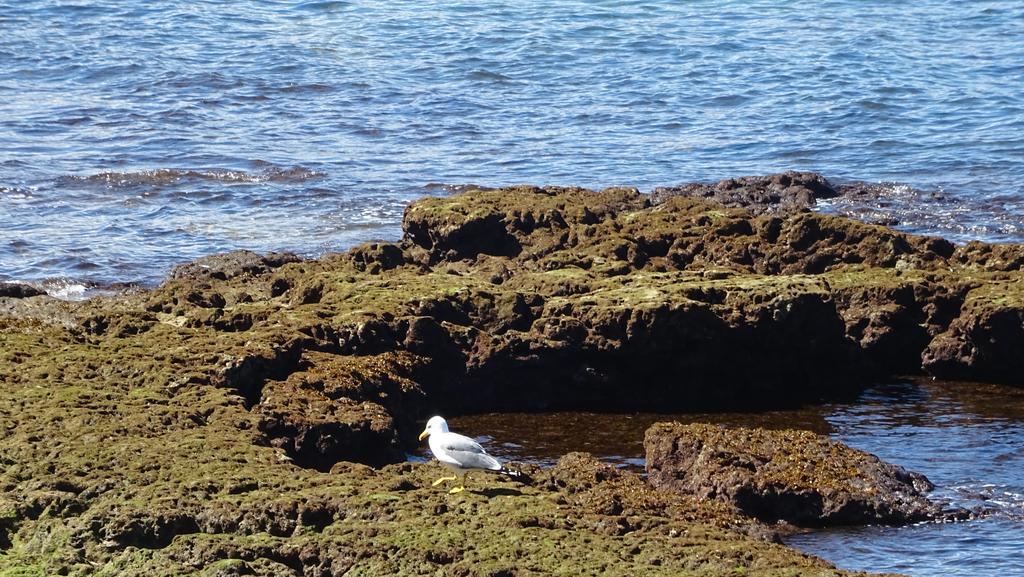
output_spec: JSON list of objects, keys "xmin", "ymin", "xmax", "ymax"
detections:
[
  {"xmin": 60, "ymin": 166, "xmax": 325, "ymax": 188},
  {"xmin": 1, "ymin": 0, "xmax": 1023, "ymax": 291}
]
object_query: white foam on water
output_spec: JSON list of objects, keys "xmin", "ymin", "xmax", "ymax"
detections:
[{"xmin": 42, "ymin": 279, "xmax": 91, "ymax": 301}]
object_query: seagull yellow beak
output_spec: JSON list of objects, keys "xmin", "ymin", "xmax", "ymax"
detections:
[{"xmin": 418, "ymin": 429, "xmax": 429, "ymax": 442}]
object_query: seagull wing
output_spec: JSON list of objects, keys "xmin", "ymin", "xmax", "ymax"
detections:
[{"xmin": 436, "ymin": 432, "xmax": 501, "ymax": 471}]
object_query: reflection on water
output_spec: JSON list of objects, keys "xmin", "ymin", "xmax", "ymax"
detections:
[
  {"xmin": 444, "ymin": 408, "xmax": 835, "ymax": 470},
  {"xmin": 787, "ymin": 519, "xmax": 1024, "ymax": 576},
  {"xmin": 430, "ymin": 379, "xmax": 1024, "ymax": 577}
]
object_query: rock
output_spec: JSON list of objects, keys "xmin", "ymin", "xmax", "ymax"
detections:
[
  {"xmin": 169, "ymin": 250, "xmax": 301, "ymax": 282},
  {"xmin": 954, "ymin": 241, "xmax": 1024, "ymax": 272},
  {"xmin": 0, "ymin": 290, "xmax": 77, "ymax": 328},
  {"xmin": 652, "ymin": 171, "xmax": 838, "ymax": 215},
  {"xmin": 252, "ymin": 351, "xmax": 428, "ymax": 468},
  {"xmin": 0, "ymin": 282, "xmax": 45, "ymax": 299},
  {"xmin": 922, "ymin": 280, "xmax": 1024, "ymax": 385},
  {"xmin": 2, "ymin": 177, "xmax": 1023, "ymax": 575},
  {"xmin": 255, "ymin": 383, "xmax": 402, "ymax": 470},
  {"xmin": 347, "ymin": 242, "xmax": 408, "ymax": 273},
  {"xmin": 829, "ymin": 280, "xmax": 948, "ymax": 374},
  {"xmin": 645, "ymin": 422, "xmax": 949, "ymax": 527}
]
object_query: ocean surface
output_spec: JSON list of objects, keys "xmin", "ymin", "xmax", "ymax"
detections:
[
  {"xmin": 2, "ymin": 1, "xmax": 1024, "ymax": 295},
  {"xmin": 2, "ymin": 1, "xmax": 1024, "ymax": 575}
]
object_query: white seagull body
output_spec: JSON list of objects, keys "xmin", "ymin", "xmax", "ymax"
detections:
[{"xmin": 419, "ymin": 415, "xmax": 501, "ymax": 493}]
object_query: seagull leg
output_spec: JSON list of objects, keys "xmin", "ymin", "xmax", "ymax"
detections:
[
  {"xmin": 432, "ymin": 475, "xmax": 457, "ymax": 487},
  {"xmin": 448, "ymin": 472, "xmax": 468, "ymax": 494}
]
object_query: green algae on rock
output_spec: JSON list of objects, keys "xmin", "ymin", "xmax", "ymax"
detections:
[
  {"xmin": 2, "ymin": 177, "xmax": 1022, "ymax": 575},
  {"xmin": 644, "ymin": 422, "xmax": 953, "ymax": 527}
]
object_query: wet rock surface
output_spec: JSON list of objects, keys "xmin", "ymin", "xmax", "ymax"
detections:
[
  {"xmin": 169, "ymin": 250, "xmax": 303, "ymax": 282},
  {"xmin": 645, "ymin": 423, "xmax": 952, "ymax": 527},
  {"xmin": 2, "ymin": 174, "xmax": 1020, "ymax": 574},
  {"xmin": 0, "ymin": 282, "xmax": 45, "ymax": 299},
  {"xmin": 652, "ymin": 171, "xmax": 839, "ymax": 215}
]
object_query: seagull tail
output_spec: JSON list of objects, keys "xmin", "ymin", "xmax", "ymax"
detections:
[{"xmin": 498, "ymin": 465, "xmax": 532, "ymax": 484}]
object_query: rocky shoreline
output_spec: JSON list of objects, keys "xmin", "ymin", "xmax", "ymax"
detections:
[
  {"xmin": 2, "ymin": 172, "xmax": 1022, "ymax": 575},
  {"xmin": 645, "ymin": 422, "xmax": 962, "ymax": 529}
]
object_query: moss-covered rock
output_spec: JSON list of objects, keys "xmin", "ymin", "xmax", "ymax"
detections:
[
  {"xmin": 2, "ymin": 177, "xmax": 1021, "ymax": 574},
  {"xmin": 644, "ymin": 423, "xmax": 954, "ymax": 527}
]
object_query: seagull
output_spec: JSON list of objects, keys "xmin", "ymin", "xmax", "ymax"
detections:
[{"xmin": 418, "ymin": 415, "xmax": 502, "ymax": 493}]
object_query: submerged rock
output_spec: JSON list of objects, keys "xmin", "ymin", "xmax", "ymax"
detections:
[{"xmin": 645, "ymin": 422, "xmax": 950, "ymax": 527}]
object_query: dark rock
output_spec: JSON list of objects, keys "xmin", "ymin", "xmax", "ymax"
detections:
[
  {"xmin": 830, "ymin": 282, "xmax": 935, "ymax": 374},
  {"xmin": 170, "ymin": 250, "xmax": 301, "ymax": 282},
  {"xmin": 645, "ymin": 422, "xmax": 951, "ymax": 527},
  {"xmin": 403, "ymin": 196, "xmax": 523, "ymax": 262},
  {"xmin": 348, "ymin": 242, "xmax": 408, "ymax": 272},
  {"xmin": 652, "ymin": 171, "xmax": 838, "ymax": 215},
  {"xmin": 923, "ymin": 287, "xmax": 1024, "ymax": 385},
  {"xmin": 255, "ymin": 386, "xmax": 402, "ymax": 470},
  {"xmin": 252, "ymin": 351, "xmax": 428, "ymax": 468},
  {"xmin": 104, "ymin": 511, "xmax": 201, "ymax": 549},
  {"xmin": 0, "ymin": 282, "xmax": 45, "ymax": 298},
  {"xmin": 954, "ymin": 241, "xmax": 1024, "ymax": 272}
]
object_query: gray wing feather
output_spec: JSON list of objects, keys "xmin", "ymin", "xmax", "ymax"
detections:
[{"xmin": 439, "ymin": 433, "xmax": 501, "ymax": 470}]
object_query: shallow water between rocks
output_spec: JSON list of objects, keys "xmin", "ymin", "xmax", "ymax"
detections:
[{"xmin": 419, "ymin": 380, "xmax": 1024, "ymax": 577}]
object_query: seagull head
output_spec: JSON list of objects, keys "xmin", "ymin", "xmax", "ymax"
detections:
[{"xmin": 418, "ymin": 415, "xmax": 449, "ymax": 441}]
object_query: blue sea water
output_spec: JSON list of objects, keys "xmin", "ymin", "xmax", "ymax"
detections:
[
  {"xmin": 785, "ymin": 382, "xmax": 1024, "ymax": 577},
  {"xmin": 1, "ymin": 2, "xmax": 1024, "ymax": 574},
  {"xmin": 2, "ymin": 0, "xmax": 1024, "ymax": 293}
]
